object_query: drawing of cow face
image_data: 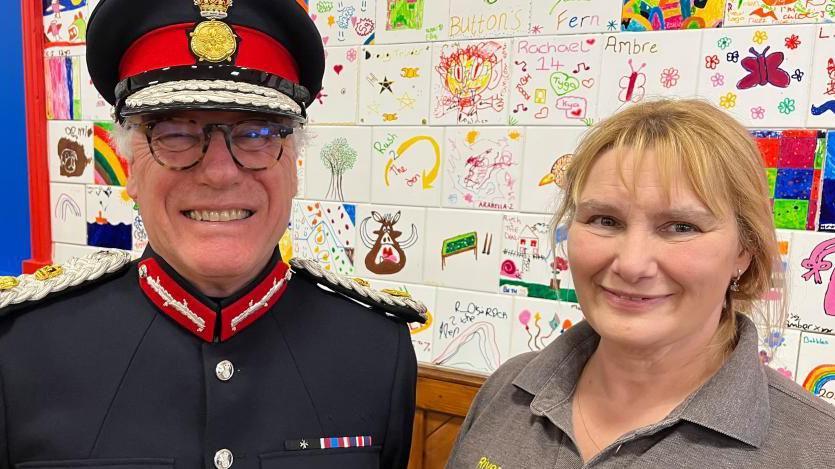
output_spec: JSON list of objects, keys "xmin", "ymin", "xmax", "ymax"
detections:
[
  {"xmin": 360, "ymin": 211, "xmax": 419, "ymax": 275},
  {"xmin": 58, "ymin": 137, "xmax": 90, "ymax": 178}
]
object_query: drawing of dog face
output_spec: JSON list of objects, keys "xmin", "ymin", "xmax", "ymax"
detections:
[{"xmin": 58, "ymin": 137, "xmax": 91, "ymax": 177}]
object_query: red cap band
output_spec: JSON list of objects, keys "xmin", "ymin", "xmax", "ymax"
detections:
[{"xmin": 119, "ymin": 22, "xmax": 300, "ymax": 83}]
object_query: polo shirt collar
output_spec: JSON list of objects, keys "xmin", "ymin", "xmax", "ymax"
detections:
[{"xmin": 512, "ymin": 315, "xmax": 770, "ymax": 448}]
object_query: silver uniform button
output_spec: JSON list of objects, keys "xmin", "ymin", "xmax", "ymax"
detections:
[
  {"xmin": 214, "ymin": 448, "xmax": 233, "ymax": 469},
  {"xmin": 216, "ymin": 360, "xmax": 234, "ymax": 381}
]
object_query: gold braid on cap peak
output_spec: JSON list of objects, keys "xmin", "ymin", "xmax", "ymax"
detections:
[{"xmin": 194, "ymin": 0, "xmax": 233, "ymax": 19}]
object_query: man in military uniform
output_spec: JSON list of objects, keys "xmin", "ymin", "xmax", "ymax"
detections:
[{"xmin": 0, "ymin": 1, "xmax": 425, "ymax": 468}]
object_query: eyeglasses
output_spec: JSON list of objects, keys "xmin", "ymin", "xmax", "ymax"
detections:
[{"xmin": 135, "ymin": 118, "xmax": 296, "ymax": 171}]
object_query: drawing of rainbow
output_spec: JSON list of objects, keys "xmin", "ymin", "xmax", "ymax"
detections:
[
  {"xmin": 802, "ymin": 364, "xmax": 835, "ymax": 396},
  {"xmin": 93, "ymin": 123, "xmax": 129, "ymax": 186}
]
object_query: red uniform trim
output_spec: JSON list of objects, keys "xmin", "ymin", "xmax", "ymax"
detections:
[
  {"xmin": 220, "ymin": 261, "xmax": 290, "ymax": 341},
  {"xmin": 119, "ymin": 23, "xmax": 300, "ymax": 83}
]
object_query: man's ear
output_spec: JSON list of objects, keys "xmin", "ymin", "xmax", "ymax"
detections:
[{"xmin": 126, "ymin": 172, "xmax": 139, "ymax": 201}]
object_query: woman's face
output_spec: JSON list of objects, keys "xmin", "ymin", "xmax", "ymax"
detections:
[{"xmin": 567, "ymin": 148, "xmax": 751, "ymax": 351}]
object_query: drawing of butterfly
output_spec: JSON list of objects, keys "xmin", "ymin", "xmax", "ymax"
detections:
[
  {"xmin": 737, "ymin": 46, "xmax": 791, "ymax": 90},
  {"xmin": 618, "ymin": 59, "xmax": 647, "ymax": 103}
]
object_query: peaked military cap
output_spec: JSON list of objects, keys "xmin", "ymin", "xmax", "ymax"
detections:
[{"xmin": 86, "ymin": 0, "xmax": 325, "ymax": 122}]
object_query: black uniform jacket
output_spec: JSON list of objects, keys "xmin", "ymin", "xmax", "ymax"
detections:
[{"xmin": 0, "ymin": 249, "xmax": 416, "ymax": 469}]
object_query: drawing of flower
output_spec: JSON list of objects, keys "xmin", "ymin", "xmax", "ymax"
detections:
[
  {"xmin": 758, "ymin": 350, "xmax": 771, "ymax": 365},
  {"xmin": 717, "ymin": 36, "xmax": 732, "ymax": 50},
  {"xmin": 705, "ymin": 54, "xmax": 720, "ymax": 70},
  {"xmin": 719, "ymin": 92, "xmax": 737, "ymax": 109},
  {"xmin": 792, "ymin": 68, "xmax": 804, "ymax": 82},
  {"xmin": 710, "ymin": 73, "xmax": 725, "ymax": 87},
  {"xmin": 727, "ymin": 50, "xmax": 740, "ymax": 63},
  {"xmin": 346, "ymin": 48, "xmax": 357, "ymax": 62},
  {"xmin": 660, "ymin": 67, "xmax": 680, "ymax": 88},
  {"xmin": 553, "ymin": 257, "xmax": 569, "ymax": 271},
  {"xmin": 751, "ymin": 106, "xmax": 765, "ymax": 120},
  {"xmin": 785, "ymin": 34, "xmax": 801, "ymax": 50},
  {"xmin": 766, "ymin": 331, "xmax": 786, "ymax": 348},
  {"xmin": 778, "ymin": 97, "xmax": 796, "ymax": 114},
  {"xmin": 753, "ymin": 30, "xmax": 768, "ymax": 45}
]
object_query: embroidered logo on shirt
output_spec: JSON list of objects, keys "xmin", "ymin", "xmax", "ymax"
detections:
[{"xmin": 477, "ymin": 456, "xmax": 502, "ymax": 469}]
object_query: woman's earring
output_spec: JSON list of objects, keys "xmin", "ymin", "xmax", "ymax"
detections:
[{"xmin": 730, "ymin": 269, "xmax": 742, "ymax": 292}]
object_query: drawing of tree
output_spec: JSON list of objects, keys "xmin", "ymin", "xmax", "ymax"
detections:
[{"xmin": 320, "ymin": 137, "xmax": 358, "ymax": 201}]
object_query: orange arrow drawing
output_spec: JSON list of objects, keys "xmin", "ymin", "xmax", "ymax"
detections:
[{"xmin": 385, "ymin": 135, "xmax": 441, "ymax": 189}]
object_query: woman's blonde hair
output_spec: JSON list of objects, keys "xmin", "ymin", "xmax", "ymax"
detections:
[{"xmin": 553, "ymin": 98, "xmax": 785, "ymax": 354}]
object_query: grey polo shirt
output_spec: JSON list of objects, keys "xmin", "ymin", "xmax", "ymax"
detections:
[{"xmin": 446, "ymin": 315, "xmax": 835, "ymax": 468}]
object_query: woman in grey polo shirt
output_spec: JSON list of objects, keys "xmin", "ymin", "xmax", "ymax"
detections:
[{"xmin": 447, "ymin": 99, "xmax": 835, "ymax": 468}]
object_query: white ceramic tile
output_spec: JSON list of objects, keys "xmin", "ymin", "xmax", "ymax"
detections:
[
  {"xmin": 447, "ymin": 0, "xmax": 531, "ymax": 40},
  {"xmin": 442, "ymin": 127, "xmax": 524, "ymax": 211},
  {"xmin": 432, "ymin": 288, "xmax": 514, "ymax": 373},
  {"xmin": 597, "ymin": 30, "xmax": 702, "ymax": 119},
  {"xmin": 370, "ymin": 126, "xmax": 444, "ymax": 206},
  {"xmin": 358, "ymin": 43, "xmax": 433, "ymax": 125},
  {"xmin": 302, "ymin": 126, "xmax": 372, "ymax": 202},
  {"xmin": 430, "ymin": 39, "xmax": 511, "ymax": 125},
  {"xmin": 309, "ymin": 46, "xmax": 361, "ymax": 125},
  {"xmin": 309, "ymin": 0, "xmax": 377, "ymax": 46},
  {"xmin": 725, "ymin": 0, "xmax": 833, "ymax": 26},
  {"xmin": 499, "ymin": 213, "xmax": 559, "ymax": 299},
  {"xmin": 50, "ymin": 182, "xmax": 86, "ymax": 245},
  {"xmin": 374, "ymin": 0, "xmax": 450, "ymax": 44},
  {"xmin": 796, "ymin": 332, "xmax": 835, "ymax": 407},
  {"xmin": 508, "ymin": 34, "xmax": 604, "ymax": 125},
  {"xmin": 529, "ymin": 0, "xmax": 621, "ymax": 35},
  {"xmin": 509, "ymin": 297, "xmax": 584, "ymax": 357},
  {"xmin": 48, "ymin": 120, "xmax": 95, "ymax": 184},
  {"xmin": 79, "ymin": 56, "xmax": 113, "ymax": 122},
  {"xmin": 755, "ymin": 323, "xmax": 801, "ymax": 382},
  {"xmin": 807, "ymin": 24, "xmax": 835, "ymax": 127},
  {"xmin": 698, "ymin": 25, "xmax": 815, "ymax": 127},
  {"xmin": 520, "ymin": 127, "xmax": 586, "ymax": 214},
  {"xmin": 423, "ymin": 208, "xmax": 503, "ymax": 292},
  {"xmin": 291, "ymin": 199, "xmax": 358, "ymax": 275},
  {"xmin": 786, "ymin": 231, "xmax": 835, "ymax": 335},
  {"xmin": 43, "ymin": 0, "xmax": 88, "ymax": 50},
  {"xmin": 85, "ymin": 185, "xmax": 135, "ymax": 251},
  {"xmin": 354, "ymin": 204, "xmax": 427, "ymax": 283}
]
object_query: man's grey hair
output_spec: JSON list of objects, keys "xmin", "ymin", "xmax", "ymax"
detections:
[{"xmin": 110, "ymin": 118, "xmax": 310, "ymax": 162}]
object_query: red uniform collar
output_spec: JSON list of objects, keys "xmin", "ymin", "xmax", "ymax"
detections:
[{"xmin": 136, "ymin": 252, "xmax": 291, "ymax": 342}]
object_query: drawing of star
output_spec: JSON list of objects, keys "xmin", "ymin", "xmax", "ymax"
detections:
[
  {"xmin": 367, "ymin": 101, "xmax": 381, "ymax": 115},
  {"xmin": 300, "ymin": 440, "xmax": 309, "ymax": 449},
  {"xmin": 607, "ymin": 20, "xmax": 618, "ymax": 31},
  {"xmin": 327, "ymin": 16, "xmax": 335, "ymax": 26},
  {"xmin": 530, "ymin": 25, "xmax": 543, "ymax": 34},
  {"xmin": 379, "ymin": 76, "xmax": 394, "ymax": 94},
  {"xmin": 397, "ymin": 93, "xmax": 417, "ymax": 110}
]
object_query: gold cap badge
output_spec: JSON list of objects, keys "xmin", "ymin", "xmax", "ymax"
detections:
[{"xmin": 190, "ymin": 0, "xmax": 237, "ymax": 62}]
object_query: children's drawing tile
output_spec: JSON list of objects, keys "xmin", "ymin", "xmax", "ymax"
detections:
[
  {"xmin": 93, "ymin": 122, "xmax": 130, "ymax": 186},
  {"xmin": 447, "ymin": 0, "xmax": 530, "ymax": 40},
  {"xmin": 43, "ymin": 0, "xmax": 88, "ymax": 50},
  {"xmin": 45, "ymin": 55, "xmax": 83, "ymax": 120},
  {"xmin": 755, "ymin": 323, "xmax": 801, "ymax": 382},
  {"xmin": 725, "ymin": 0, "xmax": 833, "ymax": 27},
  {"xmin": 50, "ymin": 182, "xmax": 87, "ymax": 245},
  {"xmin": 48, "ymin": 120, "xmax": 95, "ymax": 184},
  {"xmin": 370, "ymin": 127, "xmax": 444, "ymax": 206},
  {"xmin": 79, "ymin": 56, "xmax": 113, "ymax": 122},
  {"xmin": 442, "ymin": 127, "xmax": 523, "ymax": 211},
  {"xmin": 354, "ymin": 204, "xmax": 427, "ymax": 283},
  {"xmin": 529, "ymin": 0, "xmax": 621, "ymax": 36},
  {"xmin": 85, "ymin": 185, "xmax": 135, "ymax": 250},
  {"xmin": 358, "ymin": 43, "xmax": 433, "ymax": 125},
  {"xmin": 132, "ymin": 207, "xmax": 148, "ymax": 253},
  {"xmin": 520, "ymin": 127, "xmax": 586, "ymax": 214},
  {"xmin": 796, "ymin": 332, "xmax": 835, "ymax": 406},
  {"xmin": 309, "ymin": 0, "xmax": 376, "ymax": 46},
  {"xmin": 819, "ymin": 132, "xmax": 835, "ymax": 231},
  {"xmin": 53, "ymin": 243, "xmax": 126, "ymax": 265},
  {"xmin": 291, "ymin": 199, "xmax": 357, "ymax": 275},
  {"xmin": 508, "ymin": 34, "xmax": 604, "ymax": 126},
  {"xmin": 509, "ymin": 297, "xmax": 584, "ymax": 357},
  {"xmin": 698, "ymin": 25, "xmax": 816, "ymax": 127},
  {"xmin": 597, "ymin": 30, "xmax": 702, "ymax": 119},
  {"xmin": 374, "ymin": 0, "xmax": 450, "ymax": 44},
  {"xmin": 430, "ymin": 39, "xmax": 511, "ymax": 125},
  {"xmin": 432, "ymin": 288, "xmax": 514, "ymax": 373},
  {"xmin": 309, "ymin": 46, "xmax": 361, "ymax": 125},
  {"xmin": 754, "ymin": 129, "xmax": 824, "ymax": 231},
  {"xmin": 367, "ymin": 278, "xmax": 437, "ymax": 362},
  {"xmin": 302, "ymin": 126, "xmax": 372, "ymax": 202},
  {"xmin": 499, "ymin": 213, "xmax": 560, "ymax": 300},
  {"xmin": 621, "ymin": 0, "xmax": 725, "ymax": 31},
  {"xmin": 423, "ymin": 209, "xmax": 503, "ymax": 293},
  {"xmin": 787, "ymin": 230, "xmax": 835, "ymax": 335},
  {"xmin": 807, "ymin": 25, "xmax": 835, "ymax": 126}
]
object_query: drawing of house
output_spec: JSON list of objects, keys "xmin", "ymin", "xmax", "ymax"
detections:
[{"xmin": 518, "ymin": 225, "xmax": 540, "ymax": 256}]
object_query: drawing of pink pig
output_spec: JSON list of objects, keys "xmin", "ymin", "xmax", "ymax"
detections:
[{"xmin": 800, "ymin": 237, "xmax": 835, "ymax": 317}]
